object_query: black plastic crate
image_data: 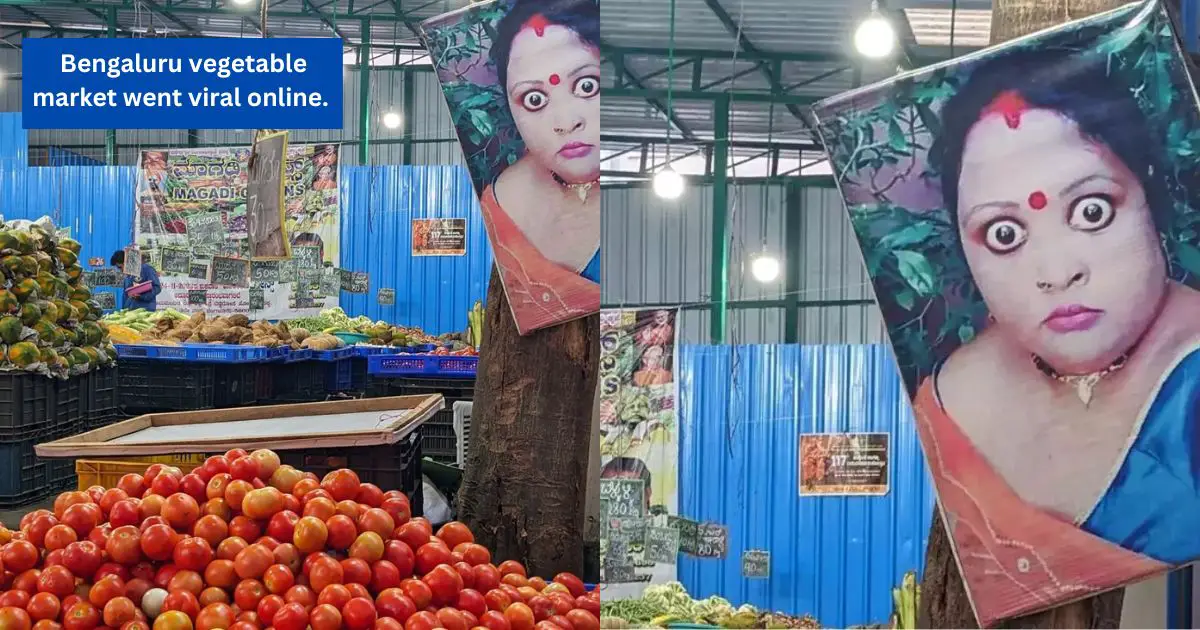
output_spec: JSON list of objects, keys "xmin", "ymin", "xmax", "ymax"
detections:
[
  {"xmin": 86, "ymin": 367, "xmax": 119, "ymax": 424},
  {"xmin": 0, "ymin": 430, "xmax": 53, "ymax": 507},
  {"xmin": 324, "ymin": 359, "xmax": 354, "ymax": 393},
  {"xmin": 214, "ymin": 364, "xmax": 262, "ymax": 408},
  {"xmin": 277, "ymin": 427, "xmax": 424, "ymax": 516},
  {"xmin": 421, "ymin": 417, "xmax": 457, "ymax": 464},
  {"xmin": 0, "ymin": 371, "xmax": 55, "ymax": 439},
  {"xmin": 271, "ymin": 361, "xmax": 327, "ymax": 403},
  {"xmin": 350, "ymin": 357, "xmax": 369, "ymax": 393},
  {"xmin": 119, "ymin": 361, "xmax": 215, "ymax": 412},
  {"xmin": 53, "ymin": 375, "xmax": 85, "ymax": 435}
]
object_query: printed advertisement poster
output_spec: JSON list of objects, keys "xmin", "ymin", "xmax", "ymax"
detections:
[
  {"xmin": 412, "ymin": 218, "xmax": 467, "ymax": 256},
  {"xmin": 422, "ymin": 0, "xmax": 600, "ymax": 335},
  {"xmin": 599, "ymin": 308, "xmax": 678, "ymax": 590},
  {"xmin": 134, "ymin": 143, "xmax": 341, "ymax": 318},
  {"xmin": 812, "ymin": 1, "xmax": 1200, "ymax": 625},
  {"xmin": 799, "ymin": 433, "xmax": 889, "ymax": 496}
]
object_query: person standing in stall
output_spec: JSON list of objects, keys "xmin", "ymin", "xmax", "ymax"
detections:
[{"xmin": 111, "ymin": 250, "xmax": 162, "ymax": 312}]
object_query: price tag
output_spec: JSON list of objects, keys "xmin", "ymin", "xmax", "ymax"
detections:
[
  {"xmin": 248, "ymin": 288, "xmax": 265, "ymax": 311},
  {"xmin": 668, "ymin": 517, "xmax": 700, "ymax": 556},
  {"xmin": 250, "ymin": 261, "xmax": 280, "ymax": 284},
  {"xmin": 91, "ymin": 268, "xmax": 123, "ymax": 287},
  {"xmin": 185, "ymin": 212, "xmax": 224, "ymax": 247},
  {"xmin": 293, "ymin": 245, "xmax": 322, "ymax": 270},
  {"xmin": 122, "ymin": 247, "xmax": 142, "ymax": 277},
  {"xmin": 320, "ymin": 269, "xmax": 340, "ymax": 297},
  {"xmin": 599, "ymin": 479, "xmax": 644, "ymax": 519},
  {"xmin": 377, "ymin": 288, "xmax": 395, "ymax": 306},
  {"xmin": 278, "ymin": 260, "xmax": 298, "ymax": 284},
  {"xmin": 695, "ymin": 523, "xmax": 728, "ymax": 559},
  {"xmin": 188, "ymin": 289, "xmax": 208, "ymax": 306},
  {"xmin": 188, "ymin": 263, "xmax": 209, "ymax": 281},
  {"xmin": 93, "ymin": 291, "xmax": 117, "ymax": 310},
  {"xmin": 644, "ymin": 527, "xmax": 680, "ymax": 565},
  {"xmin": 160, "ymin": 248, "xmax": 191, "ymax": 275},
  {"xmin": 292, "ymin": 296, "xmax": 317, "ymax": 309},
  {"xmin": 210, "ymin": 256, "xmax": 250, "ymax": 287},
  {"xmin": 604, "ymin": 561, "xmax": 636, "ymax": 584},
  {"xmin": 741, "ymin": 550, "xmax": 770, "ymax": 578},
  {"xmin": 609, "ymin": 518, "xmax": 646, "ymax": 545},
  {"xmin": 339, "ymin": 270, "xmax": 369, "ymax": 294}
]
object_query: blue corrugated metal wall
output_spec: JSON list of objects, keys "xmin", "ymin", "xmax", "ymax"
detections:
[
  {"xmin": 45, "ymin": 147, "xmax": 104, "ymax": 166},
  {"xmin": 340, "ymin": 165, "xmax": 492, "ymax": 335},
  {"xmin": 677, "ymin": 344, "xmax": 935, "ymax": 628}
]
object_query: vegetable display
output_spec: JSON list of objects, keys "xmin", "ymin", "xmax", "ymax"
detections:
[
  {"xmin": 599, "ymin": 583, "xmax": 819, "ymax": 629},
  {"xmin": 0, "ymin": 448, "xmax": 600, "ymax": 630}
]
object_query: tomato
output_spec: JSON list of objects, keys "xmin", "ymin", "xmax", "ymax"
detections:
[
  {"xmin": 102, "ymin": 597, "xmax": 137, "ymax": 628},
  {"xmin": 436, "ymin": 609, "xmax": 469, "ymax": 630},
  {"xmin": 0, "ymin": 607, "xmax": 32, "ymax": 630},
  {"xmin": 541, "ymin": 583, "xmax": 569, "ymax": 597},
  {"xmin": 335, "ymin": 500, "xmax": 361, "ymax": 520},
  {"xmin": 356, "ymin": 509, "xmax": 394, "ymax": 540},
  {"xmin": 116, "ymin": 474, "xmax": 146, "ymax": 499},
  {"xmin": 479, "ymin": 610, "xmax": 512, "ymax": 630},
  {"xmin": 199, "ymin": 559, "xmax": 234, "ymax": 589},
  {"xmin": 415, "ymin": 543, "xmax": 454, "ymax": 576},
  {"xmin": 13, "ymin": 571, "xmax": 40, "ymax": 595},
  {"xmin": 423, "ymin": 565, "xmax": 463, "ymax": 607},
  {"xmin": 150, "ymin": 611, "xmax": 191, "ymax": 630},
  {"xmin": 224, "ymin": 481, "xmax": 254, "ymax": 514},
  {"xmin": 527, "ymin": 577, "xmax": 547, "ymax": 592},
  {"xmin": 309, "ymin": 556, "xmax": 345, "ymax": 593},
  {"xmin": 453, "ymin": 562, "xmax": 476, "ymax": 590},
  {"xmin": 189, "ymin": 515, "xmax": 227, "ymax": 549},
  {"xmin": 123, "ymin": 578, "xmax": 152, "ymax": 607},
  {"xmin": 138, "ymin": 525, "xmax": 176, "ymax": 562},
  {"xmin": 375, "ymin": 618, "xmax": 404, "ymax": 630},
  {"xmin": 484, "ymin": 589, "xmax": 512, "ymax": 613},
  {"xmin": 24, "ymin": 513, "xmax": 58, "ymax": 548},
  {"xmin": 202, "ymin": 456, "xmax": 230, "ymax": 478},
  {"xmin": 268, "ymin": 466, "xmax": 303, "ymax": 494},
  {"xmin": 516, "ymin": 587, "xmax": 538, "ymax": 603},
  {"xmin": 167, "ymin": 570, "xmax": 204, "ymax": 596},
  {"xmin": 374, "ymin": 588, "xmax": 415, "ymax": 621},
  {"xmin": 199, "ymin": 498, "xmax": 231, "ymax": 523},
  {"xmin": 436, "ymin": 522, "xmax": 474, "ymax": 550},
  {"xmin": 216, "ymin": 536, "xmax": 248, "ymax": 561},
  {"xmin": 0, "ymin": 591, "xmax": 30, "ymax": 610},
  {"xmin": 266, "ymin": 511, "xmax": 299, "ymax": 543},
  {"xmin": 120, "ymin": 622, "xmax": 149, "ymax": 630},
  {"xmin": 291, "ymin": 478, "xmax": 319, "ymax": 500},
  {"xmin": 504, "ymin": 603, "xmax": 535, "ymax": 630},
  {"xmin": 63, "ymin": 601, "xmax": 100, "ymax": 630},
  {"xmin": 398, "ymin": 580, "xmax": 432, "ymax": 611},
  {"xmin": 27, "ymin": 593, "xmax": 61, "ymax": 622},
  {"xmin": 340, "ymin": 558, "xmax": 371, "ymax": 586},
  {"xmin": 545, "ymin": 615, "xmax": 572, "ymax": 630},
  {"xmin": 346, "ymin": 583, "xmax": 372, "ymax": 601},
  {"xmin": 36, "ymin": 566, "xmax": 74, "ymax": 598},
  {"xmin": 172, "ymin": 537, "xmax": 213, "ymax": 572},
  {"xmin": 526, "ymin": 596, "xmax": 554, "ymax": 622},
  {"xmin": 502, "ymin": 574, "xmax": 529, "ymax": 590},
  {"xmin": 227, "ymin": 515, "xmax": 260, "ymax": 542},
  {"xmin": 205, "ymin": 474, "xmax": 231, "ymax": 501},
  {"xmin": 355, "ymin": 484, "xmax": 384, "ymax": 508},
  {"xmin": 379, "ymin": 541, "xmax": 414, "ymax": 579},
  {"xmin": 234, "ymin": 544, "xmax": 274, "ymax": 580},
  {"xmin": 161, "ymin": 591, "xmax": 199, "ymax": 619},
  {"xmin": 308, "ymin": 604, "xmax": 341, "ymax": 630},
  {"xmin": 573, "ymin": 596, "xmax": 599, "ymax": 618},
  {"xmin": 193, "ymin": 603, "xmax": 234, "ymax": 630},
  {"xmin": 103, "ymin": 526, "xmax": 140, "ymax": 565},
  {"xmin": 262, "ymin": 564, "xmax": 294, "ymax": 595},
  {"xmin": 242, "ymin": 488, "xmax": 284, "ymax": 521},
  {"xmin": 255, "ymin": 595, "xmax": 284, "ymax": 625},
  {"xmin": 198, "ymin": 587, "xmax": 227, "ymax": 607},
  {"xmin": 302, "ymin": 498, "xmax": 336, "ymax": 522},
  {"xmin": 455, "ymin": 589, "xmax": 487, "ymax": 619},
  {"xmin": 153, "ymin": 565, "xmax": 179, "ymax": 590},
  {"xmin": 160, "ymin": 495, "xmax": 199, "ymax": 531},
  {"xmin": 252, "ymin": 450, "xmax": 281, "ymax": 480},
  {"xmin": 325, "ymin": 515, "xmax": 357, "ymax": 551},
  {"xmin": 150, "ymin": 471, "xmax": 180, "ymax": 497},
  {"xmin": 370, "ymin": 560, "xmax": 403, "ymax": 594},
  {"xmin": 292, "ymin": 517, "xmax": 328, "ymax": 554},
  {"xmin": 402, "ymin": 611, "xmax": 439, "ymax": 630},
  {"xmin": 103, "ymin": 500, "xmax": 139, "ymax": 530},
  {"xmin": 393, "ymin": 523, "xmax": 429, "ymax": 552},
  {"xmin": 178, "ymin": 474, "xmax": 207, "ymax": 503},
  {"xmin": 3, "ymin": 540, "xmax": 39, "ymax": 572},
  {"xmin": 54, "ymin": 492, "xmax": 92, "ymax": 520},
  {"xmin": 348, "ymin": 532, "xmax": 384, "ymax": 564},
  {"xmin": 320, "ymin": 470, "xmax": 361, "ymax": 502},
  {"xmin": 233, "ymin": 579, "xmax": 267, "ymax": 612},
  {"xmin": 229, "ymin": 457, "xmax": 259, "ymax": 483},
  {"xmin": 137, "ymin": 496, "xmax": 164, "ymax": 521},
  {"xmin": 378, "ymin": 495, "xmax": 411, "ymax": 528},
  {"xmin": 563, "ymin": 610, "xmax": 597, "ymax": 630},
  {"xmin": 41, "ymin": 524, "xmax": 76, "ymax": 552},
  {"xmin": 474, "ymin": 565, "xmax": 502, "ymax": 593},
  {"xmin": 452, "ymin": 543, "xmax": 489, "ymax": 567},
  {"xmin": 545, "ymin": 593, "xmax": 573, "ymax": 617},
  {"xmin": 341, "ymin": 597, "xmax": 376, "ymax": 630}
]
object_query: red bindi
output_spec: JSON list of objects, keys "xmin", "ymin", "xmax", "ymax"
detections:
[
  {"xmin": 981, "ymin": 90, "xmax": 1029, "ymax": 130},
  {"xmin": 549, "ymin": 73, "xmax": 560, "ymax": 85},
  {"xmin": 1027, "ymin": 190, "xmax": 1047, "ymax": 210},
  {"xmin": 523, "ymin": 14, "xmax": 550, "ymax": 37}
]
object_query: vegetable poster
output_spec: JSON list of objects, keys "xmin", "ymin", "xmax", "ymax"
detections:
[
  {"xmin": 134, "ymin": 143, "xmax": 341, "ymax": 319},
  {"xmin": 599, "ymin": 308, "xmax": 679, "ymax": 589},
  {"xmin": 422, "ymin": 0, "xmax": 600, "ymax": 335},
  {"xmin": 812, "ymin": 1, "xmax": 1200, "ymax": 625}
]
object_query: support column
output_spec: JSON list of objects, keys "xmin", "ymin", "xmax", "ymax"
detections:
[
  {"xmin": 783, "ymin": 180, "xmax": 802, "ymax": 343},
  {"xmin": 357, "ymin": 17, "xmax": 372, "ymax": 165},
  {"xmin": 710, "ymin": 94, "xmax": 730, "ymax": 343},
  {"xmin": 105, "ymin": 7, "xmax": 117, "ymax": 165},
  {"xmin": 402, "ymin": 69, "xmax": 415, "ymax": 164}
]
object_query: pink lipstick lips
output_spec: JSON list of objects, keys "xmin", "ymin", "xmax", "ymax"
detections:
[
  {"xmin": 558, "ymin": 142, "xmax": 593, "ymax": 159},
  {"xmin": 1042, "ymin": 304, "xmax": 1103, "ymax": 333}
]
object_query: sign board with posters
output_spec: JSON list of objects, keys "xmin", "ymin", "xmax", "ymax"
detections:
[
  {"xmin": 411, "ymin": 218, "xmax": 467, "ymax": 256},
  {"xmin": 810, "ymin": 2, "xmax": 1200, "ymax": 624},
  {"xmin": 134, "ymin": 143, "xmax": 341, "ymax": 318},
  {"xmin": 799, "ymin": 433, "xmax": 889, "ymax": 496},
  {"xmin": 599, "ymin": 308, "xmax": 679, "ymax": 589},
  {"xmin": 423, "ymin": 0, "xmax": 600, "ymax": 335}
]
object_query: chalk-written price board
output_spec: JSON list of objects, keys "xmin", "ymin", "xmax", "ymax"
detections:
[
  {"xmin": 377, "ymin": 288, "xmax": 395, "ymax": 306},
  {"xmin": 668, "ymin": 516, "xmax": 699, "ymax": 556},
  {"xmin": 188, "ymin": 263, "xmax": 209, "ymax": 281},
  {"xmin": 339, "ymin": 269, "xmax": 369, "ymax": 294},
  {"xmin": 250, "ymin": 261, "xmax": 281, "ymax": 284},
  {"xmin": 742, "ymin": 550, "xmax": 770, "ymax": 578},
  {"xmin": 278, "ymin": 260, "xmax": 298, "ymax": 284},
  {"xmin": 188, "ymin": 290, "xmax": 207, "ymax": 306},
  {"xmin": 93, "ymin": 291, "xmax": 117, "ymax": 310},
  {"xmin": 696, "ymin": 523, "xmax": 728, "ymax": 558},
  {"xmin": 185, "ymin": 213, "xmax": 224, "ymax": 247},
  {"xmin": 600, "ymin": 479, "xmax": 644, "ymax": 519},
  {"xmin": 293, "ymin": 246, "xmax": 322, "ymax": 270},
  {"xmin": 160, "ymin": 248, "xmax": 191, "ymax": 275},
  {"xmin": 644, "ymin": 527, "xmax": 680, "ymax": 564},
  {"xmin": 210, "ymin": 257, "xmax": 250, "ymax": 287},
  {"xmin": 122, "ymin": 247, "xmax": 142, "ymax": 277},
  {"xmin": 320, "ymin": 270, "xmax": 340, "ymax": 297},
  {"xmin": 248, "ymin": 288, "xmax": 265, "ymax": 311},
  {"xmin": 90, "ymin": 268, "xmax": 123, "ymax": 287}
]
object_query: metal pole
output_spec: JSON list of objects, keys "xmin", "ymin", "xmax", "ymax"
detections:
[
  {"xmin": 358, "ymin": 17, "xmax": 372, "ymax": 165},
  {"xmin": 710, "ymin": 94, "xmax": 730, "ymax": 343},
  {"xmin": 105, "ymin": 7, "xmax": 117, "ymax": 165},
  {"xmin": 402, "ymin": 69, "xmax": 415, "ymax": 164},
  {"xmin": 783, "ymin": 180, "xmax": 802, "ymax": 343}
]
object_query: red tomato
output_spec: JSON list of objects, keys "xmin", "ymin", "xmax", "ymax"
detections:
[
  {"xmin": 62, "ymin": 542, "xmax": 103, "ymax": 581},
  {"xmin": 102, "ymin": 598, "xmax": 137, "ymax": 628},
  {"xmin": 479, "ymin": 610, "xmax": 512, "ymax": 630},
  {"xmin": 502, "ymin": 574, "xmax": 529, "ymax": 590},
  {"xmin": 454, "ymin": 562, "xmax": 476, "ymax": 590},
  {"xmin": 195, "ymin": 603, "xmax": 235, "ymax": 630},
  {"xmin": 202, "ymin": 560, "xmax": 236, "ymax": 589},
  {"xmin": 378, "ymin": 496, "xmax": 411, "ymax": 527},
  {"xmin": 229, "ymin": 458, "xmax": 259, "ymax": 483},
  {"xmin": 357, "ymin": 509, "xmax": 394, "ymax": 540},
  {"xmin": 206, "ymin": 474, "xmax": 231, "ymax": 501},
  {"xmin": 138, "ymin": 525, "xmax": 176, "ymax": 562},
  {"xmin": 225, "ymin": 448, "xmax": 249, "ymax": 461},
  {"xmin": 573, "ymin": 596, "xmax": 599, "ymax": 618},
  {"xmin": 563, "ymin": 610, "xmax": 597, "ymax": 630},
  {"xmin": 527, "ymin": 596, "xmax": 554, "ymax": 622},
  {"xmin": 370, "ymin": 560, "xmax": 402, "ymax": 593},
  {"xmin": 346, "ymin": 583, "xmax": 372, "ymax": 601},
  {"xmin": 546, "ymin": 615, "xmax": 573, "ymax": 630},
  {"xmin": 263, "ymin": 564, "xmax": 295, "ymax": 595},
  {"xmin": 216, "ymin": 536, "xmax": 248, "ymax": 562},
  {"xmin": 505, "ymin": 603, "xmax": 535, "ymax": 630},
  {"xmin": 291, "ymin": 479, "xmax": 319, "ymax": 500},
  {"xmin": 168, "ymin": 570, "xmax": 204, "ymax": 596},
  {"xmin": 393, "ymin": 523, "xmax": 429, "ymax": 552},
  {"xmin": 104, "ymin": 500, "xmax": 140, "ymax": 530},
  {"xmin": 233, "ymin": 579, "xmax": 267, "ymax": 612},
  {"xmin": 150, "ymin": 610, "xmax": 191, "ymax": 630},
  {"xmin": 341, "ymin": 597, "xmax": 376, "ymax": 630},
  {"xmin": 484, "ymin": 589, "xmax": 512, "ymax": 613},
  {"xmin": 340, "ymin": 558, "xmax": 371, "ymax": 586},
  {"xmin": 190, "ymin": 515, "xmax": 227, "ymax": 549},
  {"xmin": 474, "ymin": 565, "xmax": 502, "ymax": 593},
  {"xmin": 325, "ymin": 515, "xmax": 357, "ymax": 551},
  {"xmin": 320, "ymin": 470, "xmax": 361, "ymax": 503},
  {"xmin": 456, "ymin": 589, "xmax": 487, "ymax": 619},
  {"xmin": 422, "ymin": 565, "xmax": 463, "ymax": 607},
  {"xmin": 117, "ymin": 475, "xmax": 146, "ymax": 499},
  {"xmin": 224, "ymin": 482, "xmax": 254, "ymax": 517},
  {"xmin": 203, "ymin": 456, "xmax": 230, "ymax": 478},
  {"xmin": 172, "ymin": 537, "xmax": 213, "ymax": 572},
  {"xmin": 27, "ymin": 593, "xmax": 60, "ymax": 622},
  {"xmin": 436, "ymin": 522, "xmax": 474, "ymax": 550},
  {"xmin": 375, "ymin": 618, "xmax": 404, "ymax": 630},
  {"xmin": 2, "ymin": 540, "xmax": 39, "ymax": 573},
  {"xmin": 545, "ymin": 594, "xmax": 573, "ymax": 617},
  {"xmin": 374, "ymin": 588, "xmax": 416, "ymax": 621},
  {"xmin": 317, "ymin": 584, "xmax": 352, "ymax": 609},
  {"xmin": 161, "ymin": 591, "xmax": 199, "ymax": 619},
  {"xmin": 436, "ymin": 609, "xmax": 469, "ymax": 630},
  {"xmin": 398, "ymin": 580, "xmax": 432, "ymax": 611},
  {"xmin": 497, "ymin": 561, "xmax": 526, "ymax": 579},
  {"xmin": 356, "ymin": 484, "xmax": 384, "ymax": 508},
  {"xmin": 382, "ymin": 541, "xmax": 416, "ymax": 579},
  {"xmin": 302, "ymin": 497, "xmax": 336, "ymax": 522},
  {"xmin": 227, "ymin": 515, "xmax": 260, "ymax": 542},
  {"xmin": 234, "ymin": 544, "xmax": 274, "ymax": 580},
  {"xmin": 42, "ymin": 525, "xmax": 77, "ymax": 552},
  {"xmin": 309, "ymin": 557, "xmax": 345, "ymax": 594},
  {"xmin": 283, "ymin": 585, "xmax": 316, "ymax": 609},
  {"xmin": 25, "ymin": 513, "xmax": 58, "ymax": 548},
  {"xmin": 414, "ymin": 543, "xmax": 454, "ymax": 576},
  {"xmin": 104, "ymin": 526, "xmax": 140, "ymax": 565},
  {"xmin": 308, "ymin": 604, "xmax": 341, "ymax": 630},
  {"xmin": 123, "ymin": 578, "xmax": 152, "ymax": 607},
  {"xmin": 201, "ymin": 499, "xmax": 232, "ymax": 524},
  {"xmin": 266, "ymin": 511, "xmax": 299, "ymax": 543},
  {"xmin": 255, "ymin": 595, "xmax": 284, "ymax": 625},
  {"xmin": 402, "ymin": 611, "xmax": 440, "ymax": 630},
  {"xmin": 198, "ymin": 587, "xmax": 227, "ymax": 607},
  {"xmin": 292, "ymin": 517, "xmax": 328, "ymax": 554},
  {"xmin": 271, "ymin": 542, "xmax": 302, "ymax": 574},
  {"xmin": 36, "ymin": 566, "xmax": 74, "ymax": 598},
  {"xmin": 95, "ymin": 563, "xmax": 131, "ymax": 584},
  {"xmin": 0, "ymin": 607, "xmax": 32, "ymax": 630},
  {"xmin": 0, "ymin": 591, "xmax": 30, "ymax": 610},
  {"xmin": 178, "ymin": 475, "xmax": 207, "ymax": 503},
  {"xmin": 456, "ymin": 544, "xmax": 491, "ymax": 567},
  {"xmin": 121, "ymin": 622, "xmax": 150, "ymax": 630},
  {"xmin": 149, "ymin": 471, "xmax": 180, "ymax": 497}
]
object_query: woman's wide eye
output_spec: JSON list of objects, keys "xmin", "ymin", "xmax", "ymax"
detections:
[
  {"xmin": 521, "ymin": 90, "xmax": 548, "ymax": 112},
  {"xmin": 983, "ymin": 219, "xmax": 1027, "ymax": 253},
  {"xmin": 573, "ymin": 76, "xmax": 599, "ymax": 98},
  {"xmin": 1068, "ymin": 195, "xmax": 1115, "ymax": 231}
]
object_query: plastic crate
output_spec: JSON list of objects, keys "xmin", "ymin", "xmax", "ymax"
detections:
[
  {"xmin": 349, "ymin": 357, "xmax": 370, "ymax": 392},
  {"xmin": 277, "ymin": 427, "xmax": 424, "ymax": 515},
  {"xmin": 118, "ymin": 361, "xmax": 215, "ymax": 412},
  {"xmin": 324, "ymin": 359, "xmax": 354, "ymax": 393},
  {"xmin": 0, "ymin": 429, "xmax": 53, "ymax": 507},
  {"xmin": 214, "ymin": 365, "xmax": 263, "ymax": 408},
  {"xmin": 271, "ymin": 361, "xmax": 327, "ymax": 403},
  {"xmin": 0, "ymin": 372, "xmax": 55, "ymax": 439},
  {"xmin": 312, "ymin": 347, "xmax": 356, "ymax": 362},
  {"xmin": 421, "ymin": 417, "xmax": 457, "ymax": 464},
  {"xmin": 53, "ymin": 376, "xmax": 85, "ymax": 435},
  {"xmin": 115, "ymin": 343, "xmax": 270, "ymax": 363},
  {"xmin": 368, "ymin": 354, "xmax": 478, "ymax": 378},
  {"xmin": 86, "ymin": 367, "xmax": 119, "ymax": 425},
  {"xmin": 282, "ymin": 349, "xmax": 313, "ymax": 363},
  {"xmin": 75, "ymin": 456, "xmax": 206, "ymax": 490},
  {"xmin": 453, "ymin": 401, "xmax": 473, "ymax": 468}
]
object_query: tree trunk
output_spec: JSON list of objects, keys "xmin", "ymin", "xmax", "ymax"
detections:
[
  {"xmin": 922, "ymin": 1, "xmax": 1133, "ymax": 627},
  {"xmin": 457, "ymin": 268, "xmax": 598, "ymax": 577}
]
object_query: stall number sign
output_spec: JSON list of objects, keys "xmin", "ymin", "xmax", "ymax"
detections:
[
  {"xmin": 188, "ymin": 263, "xmax": 209, "ymax": 281},
  {"xmin": 251, "ymin": 260, "xmax": 281, "ymax": 284},
  {"xmin": 293, "ymin": 245, "xmax": 322, "ymax": 270},
  {"xmin": 185, "ymin": 213, "xmax": 224, "ymax": 247},
  {"xmin": 122, "ymin": 247, "xmax": 142, "ymax": 277},
  {"xmin": 90, "ymin": 268, "xmax": 123, "ymax": 287},
  {"xmin": 248, "ymin": 288, "xmax": 265, "ymax": 311},
  {"xmin": 339, "ymin": 269, "xmax": 369, "ymax": 294},
  {"xmin": 644, "ymin": 527, "xmax": 680, "ymax": 565},
  {"xmin": 377, "ymin": 288, "xmax": 395, "ymax": 306},
  {"xmin": 93, "ymin": 291, "xmax": 117, "ymax": 310},
  {"xmin": 600, "ymin": 479, "xmax": 644, "ymax": 519},
  {"xmin": 160, "ymin": 248, "xmax": 191, "ymax": 275},
  {"xmin": 696, "ymin": 523, "xmax": 728, "ymax": 559},
  {"xmin": 188, "ymin": 290, "xmax": 208, "ymax": 306},
  {"xmin": 742, "ymin": 550, "xmax": 770, "ymax": 578}
]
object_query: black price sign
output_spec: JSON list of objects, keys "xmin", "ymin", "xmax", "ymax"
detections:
[
  {"xmin": 292, "ymin": 296, "xmax": 317, "ymax": 309},
  {"xmin": 93, "ymin": 291, "xmax": 117, "ymax": 310},
  {"xmin": 293, "ymin": 245, "xmax": 322, "ymax": 270},
  {"xmin": 185, "ymin": 212, "xmax": 224, "ymax": 247},
  {"xmin": 668, "ymin": 516, "xmax": 700, "ymax": 556},
  {"xmin": 742, "ymin": 550, "xmax": 770, "ymax": 578},
  {"xmin": 278, "ymin": 260, "xmax": 298, "ymax": 283},
  {"xmin": 122, "ymin": 247, "xmax": 142, "ymax": 277},
  {"xmin": 377, "ymin": 288, "xmax": 395, "ymax": 306},
  {"xmin": 188, "ymin": 263, "xmax": 209, "ymax": 281},
  {"xmin": 608, "ymin": 518, "xmax": 646, "ymax": 546},
  {"xmin": 188, "ymin": 289, "xmax": 208, "ymax": 306},
  {"xmin": 600, "ymin": 479, "xmax": 644, "ymax": 519},
  {"xmin": 248, "ymin": 288, "xmax": 265, "ymax": 311},
  {"xmin": 250, "ymin": 260, "xmax": 280, "ymax": 284},
  {"xmin": 91, "ymin": 268, "xmax": 123, "ymax": 287},
  {"xmin": 320, "ymin": 270, "xmax": 340, "ymax": 297},
  {"xmin": 339, "ymin": 269, "xmax": 369, "ymax": 294},
  {"xmin": 160, "ymin": 248, "xmax": 191, "ymax": 275},
  {"xmin": 210, "ymin": 256, "xmax": 250, "ymax": 287},
  {"xmin": 644, "ymin": 527, "xmax": 680, "ymax": 565},
  {"xmin": 696, "ymin": 523, "xmax": 728, "ymax": 559}
]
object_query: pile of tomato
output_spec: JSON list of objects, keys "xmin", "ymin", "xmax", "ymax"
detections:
[{"xmin": 0, "ymin": 448, "xmax": 600, "ymax": 630}]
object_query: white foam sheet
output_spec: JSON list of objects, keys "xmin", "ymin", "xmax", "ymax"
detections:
[{"xmin": 111, "ymin": 410, "xmax": 415, "ymax": 444}]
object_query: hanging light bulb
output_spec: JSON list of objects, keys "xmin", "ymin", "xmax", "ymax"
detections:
[
  {"xmin": 382, "ymin": 110, "xmax": 402, "ymax": 130},
  {"xmin": 653, "ymin": 167, "xmax": 684, "ymax": 200},
  {"xmin": 854, "ymin": 9, "xmax": 896, "ymax": 59},
  {"xmin": 230, "ymin": 0, "xmax": 255, "ymax": 5},
  {"xmin": 751, "ymin": 253, "xmax": 781, "ymax": 283}
]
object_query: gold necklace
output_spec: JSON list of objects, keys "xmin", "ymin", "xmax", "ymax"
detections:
[
  {"xmin": 1031, "ymin": 352, "xmax": 1130, "ymax": 407},
  {"xmin": 552, "ymin": 173, "xmax": 599, "ymax": 202}
]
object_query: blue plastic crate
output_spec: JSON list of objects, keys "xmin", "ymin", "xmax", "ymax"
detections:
[
  {"xmin": 368, "ymin": 354, "xmax": 478, "ymax": 379},
  {"xmin": 325, "ymin": 359, "xmax": 354, "ymax": 392},
  {"xmin": 312, "ymin": 347, "xmax": 356, "ymax": 362},
  {"xmin": 356, "ymin": 345, "xmax": 394, "ymax": 357},
  {"xmin": 283, "ymin": 349, "xmax": 313, "ymax": 363},
  {"xmin": 115, "ymin": 343, "xmax": 270, "ymax": 363}
]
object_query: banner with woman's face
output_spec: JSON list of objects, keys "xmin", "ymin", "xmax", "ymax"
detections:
[
  {"xmin": 813, "ymin": 1, "xmax": 1200, "ymax": 625},
  {"xmin": 422, "ymin": 0, "xmax": 600, "ymax": 335}
]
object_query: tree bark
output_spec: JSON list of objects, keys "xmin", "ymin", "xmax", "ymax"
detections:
[
  {"xmin": 457, "ymin": 268, "xmax": 598, "ymax": 578},
  {"xmin": 922, "ymin": 1, "xmax": 1133, "ymax": 627}
]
